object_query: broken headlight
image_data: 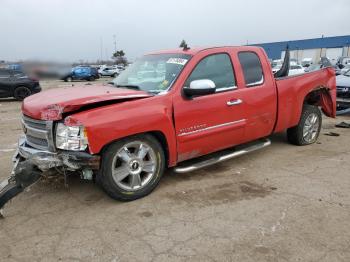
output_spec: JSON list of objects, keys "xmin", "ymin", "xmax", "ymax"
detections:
[{"xmin": 55, "ymin": 123, "xmax": 88, "ymax": 151}]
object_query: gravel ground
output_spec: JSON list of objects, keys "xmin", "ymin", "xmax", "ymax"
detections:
[{"xmin": 0, "ymin": 79, "xmax": 349, "ymax": 261}]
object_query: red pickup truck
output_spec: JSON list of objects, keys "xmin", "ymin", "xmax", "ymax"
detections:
[{"xmin": 0, "ymin": 46, "xmax": 336, "ymax": 210}]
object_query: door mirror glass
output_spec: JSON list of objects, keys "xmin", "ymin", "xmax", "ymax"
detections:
[{"xmin": 183, "ymin": 79, "xmax": 216, "ymax": 97}]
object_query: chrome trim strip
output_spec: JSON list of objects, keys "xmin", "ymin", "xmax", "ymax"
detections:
[
  {"xmin": 22, "ymin": 121, "xmax": 47, "ymax": 139},
  {"xmin": 246, "ymin": 76, "xmax": 264, "ymax": 87},
  {"xmin": 178, "ymin": 119, "xmax": 246, "ymax": 137},
  {"xmin": 216, "ymin": 86, "xmax": 237, "ymax": 92}
]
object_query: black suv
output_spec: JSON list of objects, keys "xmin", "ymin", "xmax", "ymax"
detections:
[{"xmin": 0, "ymin": 69, "xmax": 41, "ymax": 100}]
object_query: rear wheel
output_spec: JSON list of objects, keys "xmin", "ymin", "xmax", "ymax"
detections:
[
  {"xmin": 287, "ymin": 104, "xmax": 322, "ymax": 145},
  {"xmin": 99, "ymin": 134, "xmax": 165, "ymax": 201},
  {"xmin": 89, "ymin": 76, "xmax": 95, "ymax": 81},
  {"xmin": 13, "ymin": 86, "xmax": 31, "ymax": 101}
]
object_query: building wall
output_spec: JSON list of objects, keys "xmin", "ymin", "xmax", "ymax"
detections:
[{"xmin": 252, "ymin": 35, "xmax": 350, "ymax": 63}]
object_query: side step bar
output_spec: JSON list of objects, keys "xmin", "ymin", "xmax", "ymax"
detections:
[{"xmin": 174, "ymin": 138, "xmax": 271, "ymax": 173}]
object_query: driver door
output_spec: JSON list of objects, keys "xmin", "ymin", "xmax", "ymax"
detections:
[{"xmin": 173, "ymin": 52, "xmax": 246, "ymax": 162}]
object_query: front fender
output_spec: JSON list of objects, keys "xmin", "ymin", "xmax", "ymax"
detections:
[{"xmin": 67, "ymin": 96, "xmax": 178, "ymax": 167}]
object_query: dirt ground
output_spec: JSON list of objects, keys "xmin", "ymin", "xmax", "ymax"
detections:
[{"xmin": 0, "ymin": 79, "xmax": 350, "ymax": 262}]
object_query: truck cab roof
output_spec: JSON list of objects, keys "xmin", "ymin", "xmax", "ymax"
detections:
[{"xmin": 147, "ymin": 46, "xmax": 263, "ymax": 56}]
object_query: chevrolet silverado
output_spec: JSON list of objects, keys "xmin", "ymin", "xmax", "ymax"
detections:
[{"xmin": 0, "ymin": 46, "xmax": 336, "ymax": 212}]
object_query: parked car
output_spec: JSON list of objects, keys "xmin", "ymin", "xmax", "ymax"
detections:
[
  {"xmin": 336, "ymin": 69, "xmax": 350, "ymax": 98},
  {"xmin": 98, "ymin": 66, "xmax": 120, "ymax": 77},
  {"xmin": 301, "ymin": 58, "xmax": 313, "ymax": 68},
  {"xmin": 272, "ymin": 64, "xmax": 304, "ymax": 76},
  {"xmin": 339, "ymin": 64, "xmax": 350, "ymax": 75},
  {"xmin": 61, "ymin": 66, "xmax": 99, "ymax": 82},
  {"xmin": 0, "ymin": 69, "xmax": 41, "ymax": 100},
  {"xmin": 289, "ymin": 65, "xmax": 305, "ymax": 76},
  {"xmin": 0, "ymin": 46, "xmax": 336, "ymax": 209},
  {"xmin": 336, "ymin": 56, "xmax": 350, "ymax": 69},
  {"xmin": 336, "ymin": 69, "xmax": 350, "ymax": 112}
]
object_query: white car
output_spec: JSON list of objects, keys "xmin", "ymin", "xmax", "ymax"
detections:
[
  {"xmin": 289, "ymin": 65, "xmax": 305, "ymax": 76},
  {"xmin": 272, "ymin": 64, "xmax": 304, "ymax": 76},
  {"xmin": 98, "ymin": 66, "xmax": 120, "ymax": 77}
]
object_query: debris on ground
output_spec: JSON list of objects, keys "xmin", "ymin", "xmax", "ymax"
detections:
[
  {"xmin": 324, "ymin": 132, "xmax": 340, "ymax": 137},
  {"xmin": 335, "ymin": 122, "xmax": 350, "ymax": 128}
]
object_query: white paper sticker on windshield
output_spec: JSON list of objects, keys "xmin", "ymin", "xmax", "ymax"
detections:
[{"xmin": 166, "ymin": 58, "xmax": 188, "ymax": 65}]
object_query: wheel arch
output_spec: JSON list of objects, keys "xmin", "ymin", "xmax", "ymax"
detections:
[
  {"xmin": 303, "ymin": 86, "xmax": 335, "ymax": 117},
  {"xmin": 98, "ymin": 130, "xmax": 172, "ymax": 167}
]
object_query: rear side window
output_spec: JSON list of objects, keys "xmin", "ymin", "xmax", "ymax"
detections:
[
  {"xmin": 238, "ymin": 52, "xmax": 264, "ymax": 87},
  {"xmin": 0, "ymin": 70, "xmax": 10, "ymax": 78},
  {"xmin": 185, "ymin": 53, "xmax": 236, "ymax": 91}
]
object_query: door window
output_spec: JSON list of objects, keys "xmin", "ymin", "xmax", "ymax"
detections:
[
  {"xmin": 238, "ymin": 52, "xmax": 264, "ymax": 87},
  {"xmin": 0, "ymin": 70, "xmax": 11, "ymax": 78},
  {"xmin": 185, "ymin": 53, "xmax": 236, "ymax": 92}
]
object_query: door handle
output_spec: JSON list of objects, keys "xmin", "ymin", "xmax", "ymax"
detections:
[{"xmin": 227, "ymin": 99, "xmax": 242, "ymax": 106}]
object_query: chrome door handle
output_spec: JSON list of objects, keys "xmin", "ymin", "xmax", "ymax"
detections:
[{"xmin": 227, "ymin": 99, "xmax": 242, "ymax": 106}]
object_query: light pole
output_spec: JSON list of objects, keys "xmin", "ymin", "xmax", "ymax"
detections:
[{"xmin": 113, "ymin": 34, "xmax": 117, "ymax": 54}]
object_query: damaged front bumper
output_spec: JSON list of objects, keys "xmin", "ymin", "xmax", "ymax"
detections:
[
  {"xmin": 0, "ymin": 136, "xmax": 100, "ymax": 213},
  {"xmin": 16, "ymin": 135, "xmax": 100, "ymax": 171}
]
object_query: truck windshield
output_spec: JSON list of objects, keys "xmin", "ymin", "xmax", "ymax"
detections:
[{"xmin": 112, "ymin": 54, "xmax": 191, "ymax": 94}]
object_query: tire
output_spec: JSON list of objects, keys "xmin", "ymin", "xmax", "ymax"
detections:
[
  {"xmin": 13, "ymin": 86, "xmax": 32, "ymax": 101},
  {"xmin": 65, "ymin": 77, "xmax": 72, "ymax": 82},
  {"xmin": 287, "ymin": 104, "xmax": 322, "ymax": 145},
  {"xmin": 99, "ymin": 134, "xmax": 165, "ymax": 201},
  {"xmin": 111, "ymin": 73, "xmax": 117, "ymax": 78},
  {"xmin": 89, "ymin": 76, "xmax": 95, "ymax": 81}
]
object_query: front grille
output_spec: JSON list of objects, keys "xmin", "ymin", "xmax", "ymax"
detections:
[{"xmin": 22, "ymin": 115, "xmax": 54, "ymax": 151}]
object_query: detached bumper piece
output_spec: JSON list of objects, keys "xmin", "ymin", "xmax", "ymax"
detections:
[
  {"xmin": 0, "ymin": 161, "xmax": 42, "ymax": 212},
  {"xmin": 0, "ymin": 136, "xmax": 100, "ymax": 217}
]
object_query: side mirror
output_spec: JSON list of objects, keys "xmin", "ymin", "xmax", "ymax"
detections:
[{"xmin": 183, "ymin": 79, "xmax": 216, "ymax": 97}]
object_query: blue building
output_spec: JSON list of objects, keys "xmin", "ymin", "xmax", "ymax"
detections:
[{"xmin": 252, "ymin": 35, "xmax": 350, "ymax": 63}]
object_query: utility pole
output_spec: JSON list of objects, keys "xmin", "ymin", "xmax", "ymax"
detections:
[
  {"xmin": 113, "ymin": 34, "xmax": 117, "ymax": 53},
  {"xmin": 100, "ymin": 37, "xmax": 103, "ymax": 62}
]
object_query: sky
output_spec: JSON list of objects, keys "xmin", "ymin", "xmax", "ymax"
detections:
[{"xmin": 0, "ymin": 0, "xmax": 349, "ymax": 62}]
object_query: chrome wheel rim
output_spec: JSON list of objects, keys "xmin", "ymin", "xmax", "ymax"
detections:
[
  {"xmin": 303, "ymin": 113, "xmax": 319, "ymax": 143},
  {"xmin": 112, "ymin": 141, "xmax": 156, "ymax": 191}
]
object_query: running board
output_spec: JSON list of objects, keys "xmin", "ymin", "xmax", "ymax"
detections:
[{"xmin": 174, "ymin": 138, "xmax": 271, "ymax": 173}]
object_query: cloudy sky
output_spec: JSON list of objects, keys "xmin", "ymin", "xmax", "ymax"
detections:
[{"xmin": 0, "ymin": 0, "xmax": 349, "ymax": 62}]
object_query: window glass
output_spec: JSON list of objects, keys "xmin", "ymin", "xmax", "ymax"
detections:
[
  {"xmin": 185, "ymin": 53, "xmax": 235, "ymax": 90},
  {"xmin": 238, "ymin": 52, "xmax": 264, "ymax": 87},
  {"xmin": 112, "ymin": 53, "xmax": 191, "ymax": 94},
  {"xmin": 0, "ymin": 70, "xmax": 10, "ymax": 77}
]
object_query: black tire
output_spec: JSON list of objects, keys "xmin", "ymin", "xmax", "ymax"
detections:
[
  {"xmin": 287, "ymin": 104, "xmax": 322, "ymax": 145},
  {"xmin": 13, "ymin": 86, "xmax": 32, "ymax": 101},
  {"xmin": 65, "ymin": 76, "xmax": 72, "ymax": 82},
  {"xmin": 89, "ymin": 76, "xmax": 95, "ymax": 81},
  {"xmin": 111, "ymin": 73, "xmax": 117, "ymax": 78},
  {"xmin": 99, "ymin": 134, "xmax": 165, "ymax": 201}
]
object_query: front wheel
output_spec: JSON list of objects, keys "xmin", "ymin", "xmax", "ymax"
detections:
[
  {"xmin": 287, "ymin": 104, "xmax": 322, "ymax": 145},
  {"xmin": 99, "ymin": 134, "xmax": 165, "ymax": 201}
]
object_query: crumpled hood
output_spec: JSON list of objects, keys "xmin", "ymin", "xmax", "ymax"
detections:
[{"xmin": 22, "ymin": 84, "xmax": 152, "ymax": 120}]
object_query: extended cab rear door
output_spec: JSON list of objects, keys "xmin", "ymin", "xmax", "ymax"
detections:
[
  {"xmin": 233, "ymin": 48, "xmax": 277, "ymax": 143},
  {"xmin": 173, "ymin": 49, "xmax": 246, "ymax": 162}
]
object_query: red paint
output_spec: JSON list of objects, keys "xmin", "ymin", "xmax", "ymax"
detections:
[
  {"xmin": 22, "ymin": 84, "xmax": 152, "ymax": 120},
  {"xmin": 21, "ymin": 46, "xmax": 336, "ymax": 167}
]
